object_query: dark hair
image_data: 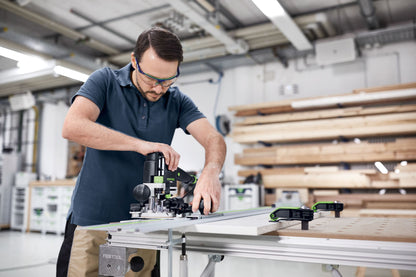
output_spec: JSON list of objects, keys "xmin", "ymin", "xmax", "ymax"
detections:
[{"xmin": 134, "ymin": 27, "xmax": 183, "ymax": 64}]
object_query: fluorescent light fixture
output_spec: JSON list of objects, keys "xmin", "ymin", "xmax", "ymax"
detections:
[
  {"xmin": 252, "ymin": 0, "xmax": 285, "ymax": 18},
  {"xmin": 0, "ymin": 46, "xmax": 50, "ymax": 72},
  {"xmin": 54, "ymin": 65, "xmax": 89, "ymax": 82},
  {"xmin": 374, "ymin": 161, "xmax": 388, "ymax": 174},
  {"xmin": 251, "ymin": 0, "xmax": 312, "ymax": 50},
  {"xmin": 0, "ymin": 46, "xmax": 28, "ymax": 61}
]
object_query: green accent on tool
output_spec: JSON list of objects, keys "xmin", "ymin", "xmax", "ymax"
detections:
[{"xmin": 154, "ymin": 176, "xmax": 164, "ymax": 183}]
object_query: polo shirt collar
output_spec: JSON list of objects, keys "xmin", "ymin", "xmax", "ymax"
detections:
[{"xmin": 114, "ymin": 62, "xmax": 134, "ymax": 87}]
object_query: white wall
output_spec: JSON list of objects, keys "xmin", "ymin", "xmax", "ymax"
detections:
[{"xmin": 171, "ymin": 41, "xmax": 416, "ymax": 182}]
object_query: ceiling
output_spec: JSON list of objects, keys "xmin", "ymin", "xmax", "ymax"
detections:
[{"xmin": 0, "ymin": 0, "xmax": 415, "ymax": 97}]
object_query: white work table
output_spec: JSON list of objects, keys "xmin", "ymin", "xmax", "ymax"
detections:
[{"xmin": 93, "ymin": 211, "xmax": 416, "ymax": 275}]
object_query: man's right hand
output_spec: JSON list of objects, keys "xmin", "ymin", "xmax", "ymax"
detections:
[{"xmin": 139, "ymin": 142, "xmax": 180, "ymax": 171}]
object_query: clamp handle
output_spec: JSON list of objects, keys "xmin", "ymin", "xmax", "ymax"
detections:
[
  {"xmin": 312, "ymin": 201, "xmax": 344, "ymax": 218},
  {"xmin": 270, "ymin": 207, "xmax": 314, "ymax": 230}
]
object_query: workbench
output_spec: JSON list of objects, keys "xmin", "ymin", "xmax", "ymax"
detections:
[{"xmin": 87, "ymin": 210, "xmax": 416, "ymax": 276}]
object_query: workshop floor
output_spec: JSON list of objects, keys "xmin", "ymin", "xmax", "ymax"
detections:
[
  {"xmin": 0, "ymin": 230, "xmax": 415, "ymax": 277},
  {"xmin": 0, "ymin": 230, "xmax": 62, "ymax": 277}
]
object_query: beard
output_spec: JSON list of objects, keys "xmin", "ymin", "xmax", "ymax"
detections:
[{"xmin": 135, "ymin": 77, "xmax": 165, "ymax": 102}]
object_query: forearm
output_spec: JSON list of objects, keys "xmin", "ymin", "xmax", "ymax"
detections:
[
  {"xmin": 63, "ymin": 117, "xmax": 143, "ymax": 152},
  {"xmin": 202, "ymin": 132, "xmax": 226, "ymax": 175}
]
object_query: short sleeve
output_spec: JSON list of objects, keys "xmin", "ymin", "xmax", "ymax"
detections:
[
  {"xmin": 177, "ymin": 91, "xmax": 206, "ymax": 134},
  {"xmin": 71, "ymin": 68, "xmax": 110, "ymax": 111}
]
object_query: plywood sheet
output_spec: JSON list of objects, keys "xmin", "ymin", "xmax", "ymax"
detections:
[{"xmin": 179, "ymin": 214, "xmax": 298, "ymax": 236}]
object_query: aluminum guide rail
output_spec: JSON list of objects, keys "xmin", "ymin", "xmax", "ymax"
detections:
[{"xmin": 107, "ymin": 232, "xmax": 416, "ymax": 271}]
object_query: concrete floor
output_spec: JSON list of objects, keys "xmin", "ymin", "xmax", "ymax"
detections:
[
  {"xmin": 0, "ymin": 230, "xmax": 63, "ymax": 277},
  {"xmin": 0, "ymin": 230, "xmax": 415, "ymax": 277}
]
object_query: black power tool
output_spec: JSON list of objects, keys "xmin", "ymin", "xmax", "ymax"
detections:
[{"xmin": 130, "ymin": 152, "xmax": 205, "ymax": 218}]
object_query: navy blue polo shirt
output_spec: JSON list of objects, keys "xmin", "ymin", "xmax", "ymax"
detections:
[{"xmin": 68, "ymin": 63, "xmax": 205, "ymax": 226}]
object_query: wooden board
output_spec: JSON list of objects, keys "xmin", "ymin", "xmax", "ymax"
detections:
[
  {"xmin": 231, "ymin": 112, "xmax": 416, "ymax": 143},
  {"xmin": 179, "ymin": 214, "xmax": 297, "ymax": 235},
  {"xmin": 30, "ymin": 179, "xmax": 76, "ymax": 187},
  {"xmin": 238, "ymin": 168, "xmax": 416, "ymax": 189},
  {"xmin": 353, "ymin": 82, "xmax": 416, "ymax": 94},
  {"xmin": 235, "ymin": 104, "xmax": 416, "ymax": 126},
  {"xmin": 229, "ymin": 82, "xmax": 416, "ymax": 116},
  {"xmin": 312, "ymin": 193, "xmax": 416, "ymax": 208},
  {"xmin": 235, "ymin": 138, "xmax": 416, "ymax": 165},
  {"xmin": 270, "ymin": 217, "xmax": 416, "ymax": 243}
]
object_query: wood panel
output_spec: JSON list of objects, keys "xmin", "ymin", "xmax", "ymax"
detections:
[
  {"xmin": 30, "ymin": 179, "xmax": 76, "ymax": 187},
  {"xmin": 235, "ymin": 138, "xmax": 416, "ymax": 165},
  {"xmin": 231, "ymin": 112, "xmax": 416, "ymax": 144},
  {"xmin": 229, "ymin": 82, "xmax": 416, "ymax": 116},
  {"xmin": 238, "ymin": 167, "xmax": 416, "ymax": 189},
  {"xmin": 312, "ymin": 193, "xmax": 416, "ymax": 208},
  {"xmin": 236, "ymin": 104, "xmax": 416, "ymax": 126}
]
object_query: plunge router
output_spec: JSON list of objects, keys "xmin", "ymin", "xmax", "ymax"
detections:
[{"xmin": 130, "ymin": 152, "xmax": 203, "ymax": 218}]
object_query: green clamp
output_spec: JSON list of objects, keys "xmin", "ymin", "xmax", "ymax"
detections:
[
  {"xmin": 269, "ymin": 207, "xmax": 314, "ymax": 230},
  {"xmin": 312, "ymin": 201, "xmax": 344, "ymax": 218}
]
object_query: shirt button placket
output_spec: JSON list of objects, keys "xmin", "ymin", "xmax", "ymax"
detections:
[{"xmin": 141, "ymin": 102, "xmax": 148, "ymax": 128}]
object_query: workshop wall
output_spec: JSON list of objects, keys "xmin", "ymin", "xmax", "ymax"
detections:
[{"xmin": 172, "ymin": 41, "xmax": 416, "ymax": 183}]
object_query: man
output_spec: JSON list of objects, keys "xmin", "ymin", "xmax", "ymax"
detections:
[{"xmin": 57, "ymin": 26, "xmax": 226, "ymax": 277}]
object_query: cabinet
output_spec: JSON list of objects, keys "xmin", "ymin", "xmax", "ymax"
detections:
[
  {"xmin": 0, "ymin": 153, "xmax": 20, "ymax": 228},
  {"xmin": 28, "ymin": 180, "xmax": 75, "ymax": 234},
  {"xmin": 10, "ymin": 187, "xmax": 29, "ymax": 232}
]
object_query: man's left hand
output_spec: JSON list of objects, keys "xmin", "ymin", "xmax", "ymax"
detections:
[{"xmin": 191, "ymin": 167, "xmax": 221, "ymax": 215}]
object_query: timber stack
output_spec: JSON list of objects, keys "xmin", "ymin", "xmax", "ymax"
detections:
[{"xmin": 229, "ymin": 82, "xmax": 416, "ymax": 216}]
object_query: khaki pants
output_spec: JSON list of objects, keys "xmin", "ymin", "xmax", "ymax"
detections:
[{"xmin": 68, "ymin": 227, "xmax": 156, "ymax": 277}]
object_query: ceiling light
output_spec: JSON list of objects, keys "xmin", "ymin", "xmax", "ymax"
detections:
[
  {"xmin": 0, "ymin": 45, "xmax": 50, "ymax": 72},
  {"xmin": 374, "ymin": 161, "xmax": 388, "ymax": 174},
  {"xmin": 251, "ymin": 0, "xmax": 312, "ymax": 50},
  {"xmin": 0, "ymin": 45, "xmax": 31, "ymax": 61},
  {"xmin": 54, "ymin": 65, "xmax": 89, "ymax": 82}
]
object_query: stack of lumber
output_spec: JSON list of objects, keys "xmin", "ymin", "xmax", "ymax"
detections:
[
  {"xmin": 235, "ymin": 138, "xmax": 416, "ymax": 165},
  {"xmin": 238, "ymin": 165, "xmax": 415, "ymax": 189},
  {"xmin": 229, "ymin": 82, "xmax": 416, "ymax": 210}
]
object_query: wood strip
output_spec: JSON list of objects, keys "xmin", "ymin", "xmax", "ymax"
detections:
[
  {"xmin": 236, "ymin": 104, "xmax": 416, "ymax": 126},
  {"xmin": 233, "ymin": 112, "xmax": 416, "ymax": 135},
  {"xmin": 229, "ymin": 82, "xmax": 416, "ymax": 116},
  {"xmin": 238, "ymin": 168, "xmax": 416, "ymax": 189},
  {"xmin": 353, "ymin": 82, "xmax": 416, "ymax": 94},
  {"xmin": 30, "ymin": 179, "xmax": 76, "ymax": 187},
  {"xmin": 232, "ymin": 122, "xmax": 416, "ymax": 143},
  {"xmin": 235, "ymin": 138, "xmax": 416, "ymax": 165}
]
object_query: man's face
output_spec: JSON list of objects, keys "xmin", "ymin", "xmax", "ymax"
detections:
[{"xmin": 131, "ymin": 48, "xmax": 179, "ymax": 102}]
